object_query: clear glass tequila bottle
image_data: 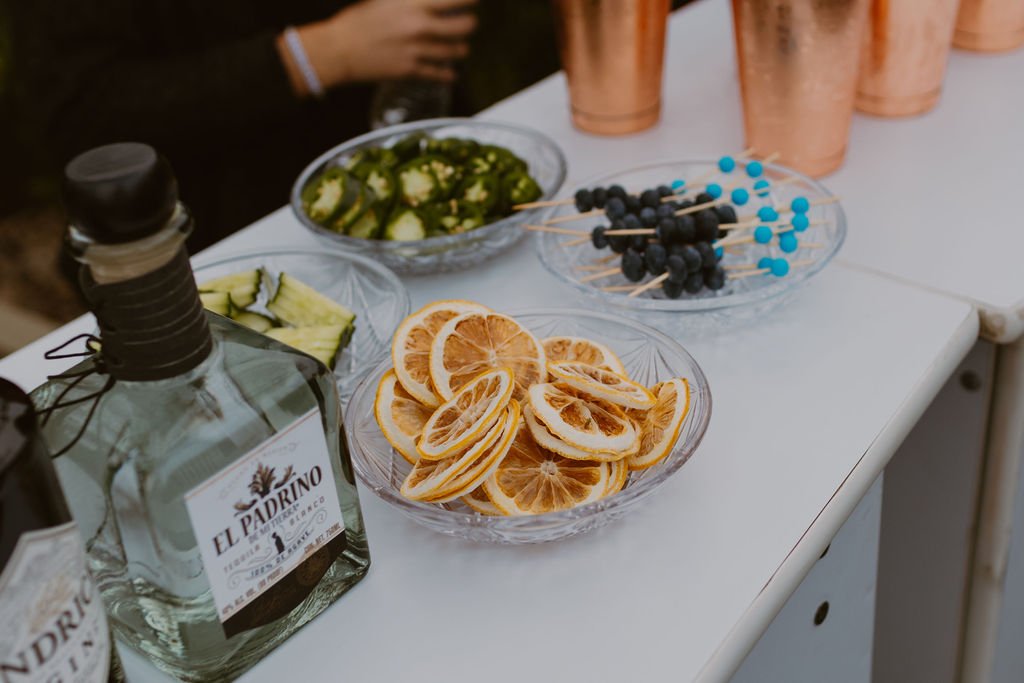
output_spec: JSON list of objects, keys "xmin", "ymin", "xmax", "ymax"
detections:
[{"xmin": 31, "ymin": 143, "xmax": 369, "ymax": 681}]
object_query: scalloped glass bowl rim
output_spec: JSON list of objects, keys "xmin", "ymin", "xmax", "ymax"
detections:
[
  {"xmin": 346, "ymin": 307, "xmax": 713, "ymax": 528},
  {"xmin": 290, "ymin": 118, "xmax": 568, "ymax": 251},
  {"xmin": 535, "ymin": 158, "xmax": 847, "ymax": 312}
]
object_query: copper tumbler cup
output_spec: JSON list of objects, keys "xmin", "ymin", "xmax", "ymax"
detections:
[
  {"xmin": 954, "ymin": 0, "xmax": 1024, "ymax": 52},
  {"xmin": 731, "ymin": 0, "xmax": 871, "ymax": 177},
  {"xmin": 856, "ymin": 0, "xmax": 961, "ymax": 117},
  {"xmin": 553, "ymin": 0, "xmax": 671, "ymax": 135}
]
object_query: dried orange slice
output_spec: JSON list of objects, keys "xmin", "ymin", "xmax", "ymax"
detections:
[
  {"xmin": 462, "ymin": 486, "xmax": 504, "ymax": 516},
  {"xmin": 392, "ymin": 300, "xmax": 491, "ymax": 407},
  {"xmin": 547, "ymin": 361, "xmax": 656, "ymax": 410},
  {"xmin": 523, "ymin": 404, "xmax": 624, "ymax": 462},
  {"xmin": 429, "ymin": 311, "xmax": 545, "ymax": 402},
  {"xmin": 604, "ymin": 458, "xmax": 629, "ymax": 497},
  {"xmin": 374, "ymin": 369, "xmax": 433, "ymax": 464},
  {"xmin": 483, "ymin": 427, "xmax": 611, "ymax": 515},
  {"xmin": 401, "ymin": 410, "xmax": 507, "ymax": 501},
  {"xmin": 542, "ymin": 336, "xmax": 626, "ymax": 376},
  {"xmin": 529, "ymin": 382, "xmax": 637, "ymax": 453},
  {"xmin": 424, "ymin": 400, "xmax": 521, "ymax": 503},
  {"xmin": 417, "ymin": 368, "xmax": 513, "ymax": 460},
  {"xmin": 628, "ymin": 378, "xmax": 691, "ymax": 470}
]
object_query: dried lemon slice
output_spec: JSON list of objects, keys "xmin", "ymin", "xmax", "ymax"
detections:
[
  {"xmin": 547, "ymin": 361, "xmax": 656, "ymax": 410},
  {"xmin": 483, "ymin": 427, "xmax": 611, "ymax": 515},
  {"xmin": 628, "ymin": 378, "xmax": 691, "ymax": 470},
  {"xmin": 392, "ymin": 300, "xmax": 491, "ymax": 407},
  {"xmin": 528, "ymin": 382, "xmax": 638, "ymax": 453},
  {"xmin": 462, "ymin": 486, "xmax": 505, "ymax": 515},
  {"xmin": 424, "ymin": 400, "xmax": 521, "ymax": 503},
  {"xmin": 523, "ymin": 404, "xmax": 624, "ymax": 462},
  {"xmin": 374, "ymin": 369, "xmax": 433, "ymax": 464},
  {"xmin": 542, "ymin": 336, "xmax": 626, "ymax": 376},
  {"xmin": 604, "ymin": 458, "xmax": 629, "ymax": 497},
  {"xmin": 429, "ymin": 311, "xmax": 545, "ymax": 402},
  {"xmin": 401, "ymin": 411, "xmax": 508, "ymax": 501},
  {"xmin": 417, "ymin": 368, "xmax": 513, "ymax": 460}
]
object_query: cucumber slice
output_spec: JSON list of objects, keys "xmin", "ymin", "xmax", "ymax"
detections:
[
  {"xmin": 199, "ymin": 291, "xmax": 232, "ymax": 316},
  {"xmin": 347, "ymin": 205, "xmax": 382, "ymax": 239},
  {"xmin": 231, "ymin": 311, "xmax": 275, "ymax": 333},
  {"xmin": 384, "ymin": 208, "xmax": 428, "ymax": 241},
  {"xmin": 265, "ymin": 325, "xmax": 350, "ymax": 369},
  {"xmin": 267, "ymin": 273, "xmax": 356, "ymax": 327},
  {"xmin": 198, "ymin": 269, "xmax": 261, "ymax": 308}
]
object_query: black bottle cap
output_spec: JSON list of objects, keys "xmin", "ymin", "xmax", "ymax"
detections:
[{"xmin": 63, "ymin": 142, "xmax": 178, "ymax": 244}]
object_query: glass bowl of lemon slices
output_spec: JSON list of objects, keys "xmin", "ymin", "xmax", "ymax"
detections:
[{"xmin": 345, "ymin": 303, "xmax": 712, "ymax": 544}]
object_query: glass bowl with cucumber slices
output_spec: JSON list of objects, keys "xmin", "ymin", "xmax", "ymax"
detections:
[
  {"xmin": 291, "ymin": 118, "xmax": 566, "ymax": 275},
  {"xmin": 192, "ymin": 247, "xmax": 410, "ymax": 402}
]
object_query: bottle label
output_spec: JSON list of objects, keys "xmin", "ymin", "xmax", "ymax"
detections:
[
  {"xmin": 185, "ymin": 408, "xmax": 346, "ymax": 632},
  {"xmin": 0, "ymin": 522, "xmax": 112, "ymax": 682}
]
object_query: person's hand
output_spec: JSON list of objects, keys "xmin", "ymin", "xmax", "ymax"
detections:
[{"xmin": 297, "ymin": 0, "xmax": 477, "ymax": 91}]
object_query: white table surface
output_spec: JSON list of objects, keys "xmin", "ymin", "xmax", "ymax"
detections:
[{"xmin": 0, "ymin": 2, "xmax": 984, "ymax": 680}]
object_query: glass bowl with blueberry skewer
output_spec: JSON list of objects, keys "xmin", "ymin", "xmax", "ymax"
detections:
[{"xmin": 530, "ymin": 156, "xmax": 846, "ymax": 325}]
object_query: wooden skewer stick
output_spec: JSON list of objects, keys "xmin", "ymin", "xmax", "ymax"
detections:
[
  {"xmin": 603, "ymin": 228, "xmax": 655, "ymax": 236},
  {"xmin": 602, "ymin": 284, "xmax": 642, "ymax": 292},
  {"xmin": 592, "ymin": 252, "xmax": 619, "ymax": 265},
  {"xmin": 729, "ymin": 267, "xmax": 771, "ymax": 280},
  {"xmin": 579, "ymin": 267, "xmax": 622, "ymax": 283},
  {"xmin": 684, "ymin": 147, "xmax": 757, "ymax": 188},
  {"xmin": 544, "ymin": 208, "xmax": 605, "ymax": 225},
  {"xmin": 524, "ymin": 224, "xmax": 587, "ymax": 236},
  {"xmin": 719, "ymin": 218, "xmax": 828, "ymax": 233},
  {"xmin": 723, "ymin": 263, "xmax": 759, "ymax": 271},
  {"xmin": 675, "ymin": 198, "xmax": 726, "ymax": 217},
  {"xmin": 514, "ymin": 197, "xmax": 573, "ymax": 210},
  {"xmin": 737, "ymin": 195, "xmax": 842, "ymax": 222},
  {"xmin": 576, "ymin": 263, "xmax": 619, "ymax": 271},
  {"xmin": 562, "ymin": 236, "xmax": 590, "ymax": 248},
  {"xmin": 628, "ymin": 273, "xmax": 670, "ymax": 298}
]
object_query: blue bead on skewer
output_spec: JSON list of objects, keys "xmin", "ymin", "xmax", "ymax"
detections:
[
  {"xmin": 718, "ymin": 156, "xmax": 737, "ymax": 173},
  {"xmin": 791, "ymin": 196, "xmax": 810, "ymax": 214},
  {"xmin": 753, "ymin": 179, "xmax": 771, "ymax": 197},
  {"xmin": 731, "ymin": 188, "xmax": 750, "ymax": 206},
  {"xmin": 671, "ymin": 179, "xmax": 686, "ymax": 192},
  {"xmin": 779, "ymin": 232, "xmax": 798, "ymax": 253},
  {"xmin": 754, "ymin": 225, "xmax": 773, "ymax": 244},
  {"xmin": 714, "ymin": 246, "xmax": 724, "ymax": 259},
  {"xmin": 758, "ymin": 257, "xmax": 774, "ymax": 270},
  {"xmin": 746, "ymin": 161, "xmax": 764, "ymax": 178},
  {"xmin": 706, "ymin": 183, "xmax": 723, "ymax": 199},
  {"xmin": 757, "ymin": 206, "xmax": 779, "ymax": 222},
  {"xmin": 771, "ymin": 259, "xmax": 791, "ymax": 277},
  {"xmin": 791, "ymin": 214, "xmax": 810, "ymax": 232}
]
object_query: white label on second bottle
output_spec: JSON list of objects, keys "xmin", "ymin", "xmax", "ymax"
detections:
[
  {"xmin": 0, "ymin": 522, "xmax": 112, "ymax": 682},
  {"xmin": 185, "ymin": 408, "xmax": 345, "ymax": 626}
]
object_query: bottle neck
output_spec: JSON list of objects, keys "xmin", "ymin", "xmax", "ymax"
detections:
[{"xmin": 76, "ymin": 209, "xmax": 213, "ymax": 382}]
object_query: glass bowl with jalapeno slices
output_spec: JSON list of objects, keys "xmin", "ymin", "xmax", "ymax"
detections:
[{"xmin": 291, "ymin": 119, "xmax": 567, "ymax": 275}]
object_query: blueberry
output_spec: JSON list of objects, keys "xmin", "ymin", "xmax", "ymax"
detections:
[
  {"xmin": 714, "ymin": 204, "xmax": 738, "ymax": 225},
  {"xmin": 641, "ymin": 189, "xmax": 661, "ymax": 208},
  {"xmin": 657, "ymin": 184, "xmax": 673, "ymax": 198},
  {"xmin": 668, "ymin": 243, "xmax": 688, "ymax": 259},
  {"xmin": 681, "ymin": 245, "xmax": 702, "ymax": 271},
  {"xmin": 704, "ymin": 265, "xmax": 727, "ymax": 291},
  {"xmin": 639, "ymin": 207, "xmax": 658, "ymax": 227},
  {"xmin": 676, "ymin": 215, "xmax": 697, "ymax": 244},
  {"xmin": 666, "ymin": 255, "xmax": 687, "ymax": 282},
  {"xmin": 607, "ymin": 184, "xmax": 628, "ymax": 200},
  {"xmin": 695, "ymin": 192, "xmax": 714, "ymax": 205},
  {"xmin": 621, "ymin": 249, "xmax": 646, "ymax": 282},
  {"xmin": 592, "ymin": 187, "xmax": 608, "ymax": 209},
  {"xmin": 630, "ymin": 234, "xmax": 648, "ymax": 252},
  {"xmin": 684, "ymin": 272, "xmax": 705, "ymax": 294},
  {"xmin": 591, "ymin": 225, "xmax": 609, "ymax": 249},
  {"xmin": 574, "ymin": 189, "xmax": 594, "ymax": 212},
  {"xmin": 656, "ymin": 204, "xmax": 675, "ymax": 220},
  {"xmin": 623, "ymin": 213, "xmax": 642, "ymax": 230},
  {"xmin": 605, "ymin": 197, "xmax": 626, "ymax": 219},
  {"xmin": 645, "ymin": 243, "xmax": 668, "ymax": 275},
  {"xmin": 625, "ymin": 194, "xmax": 642, "ymax": 213},
  {"xmin": 663, "ymin": 278, "xmax": 685, "ymax": 299},
  {"xmin": 695, "ymin": 241, "xmax": 717, "ymax": 268},
  {"xmin": 608, "ymin": 233, "xmax": 629, "ymax": 253},
  {"xmin": 676, "ymin": 199, "xmax": 694, "ymax": 211},
  {"xmin": 656, "ymin": 216, "xmax": 676, "ymax": 242},
  {"xmin": 695, "ymin": 210, "xmax": 720, "ymax": 242}
]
